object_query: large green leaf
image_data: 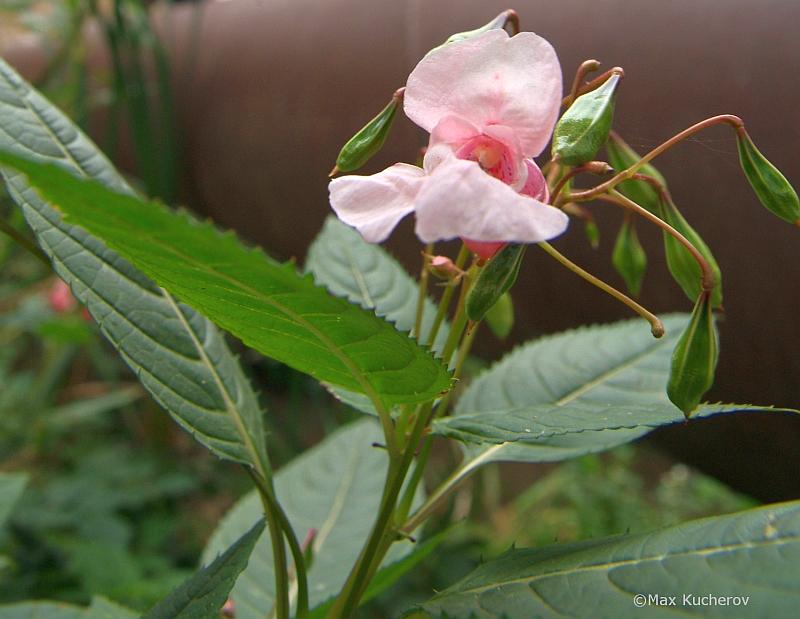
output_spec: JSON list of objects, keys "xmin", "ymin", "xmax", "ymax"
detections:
[
  {"xmin": 0, "ymin": 472, "xmax": 27, "ymax": 527},
  {"xmin": 203, "ymin": 419, "xmax": 423, "ymax": 617},
  {"xmin": 0, "ymin": 603, "xmax": 84, "ymax": 619},
  {"xmin": 418, "ymin": 500, "xmax": 800, "ymax": 618},
  {"xmin": 143, "ymin": 520, "xmax": 264, "ymax": 619},
  {"xmin": 0, "ymin": 59, "xmax": 267, "ymax": 468},
  {"xmin": 0, "ymin": 151, "xmax": 451, "ymax": 408},
  {"xmin": 85, "ymin": 597, "xmax": 137, "ymax": 619},
  {"xmin": 306, "ymin": 217, "xmax": 449, "ymax": 415},
  {"xmin": 443, "ymin": 315, "xmax": 792, "ymax": 470}
]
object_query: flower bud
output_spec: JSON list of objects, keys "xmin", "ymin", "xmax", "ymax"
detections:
[
  {"xmin": 736, "ymin": 129, "xmax": 800, "ymax": 226},
  {"xmin": 552, "ymin": 73, "xmax": 620, "ymax": 166},
  {"xmin": 612, "ymin": 217, "xmax": 647, "ymax": 297},
  {"xmin": 668, "ymin": 290, "xmax": 718, "ymax": 417},
  {"xmin": 426, "ymin": 255, "xmax": 462, "ymax": 281},
  {"xmin": 466, "ymin": 243, "xmax": 525, "ymax": 322},
  {"xmin": 660, "ymin": 199, "xmax": 723, "ymax": 308},
  {"xmin": 605, "ymin": 133, "xmax": 666, "ymax": 214},
  {"xmin": 47, "ymin": 279, "xmax": 77, "ymax": 314},
  {"xmin": 332, "ymin": 89, "xmax": 402, "ymax": 175},
  {"xmin": 484, "ymin": 291, "xmax": 514, "ymax": 339}
]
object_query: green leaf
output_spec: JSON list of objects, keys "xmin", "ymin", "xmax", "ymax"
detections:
[
  {"xmin": 466, "ymin": 244, "xmax": 525, "ymax": 323},
  {"xmin": 85, "ymin": 597, "xmax": 137, "ymax": 619},
  {"xmin": 308, "ymin": 530, "xmax": 447, "ymax": 619},
  {"xmin": 429, "ymin": 10, "xmax": 516, "ymax": 54},
  {"xmin": 0, "ymin": 59, "xmax": 268, "ymax": 469},
  {"xmin": 434, "ymin": 401, "xmax": 792, "ymax": 446},
  {"xmin": 660, "ymin": 200, "xmax": 723, "ymax": 308},
  {"xmin": 143, "ymin": 520, "xmax": 264, "ymax": 619},
  {"xmin": 611, "ymin": 217, "xmax": 647, "ymax": 296},
  {"xmin": 335, "ymin": 92, "xmax": 400, "ymax": 173},
  {"xmin": 737, "ymin": 129, "xmax": 800, "ymax": 226},
  {"xmin": 0, "ymin": 603, "xmax": 84, "ymax": 619},
  {"xmin": 484, "ymin": 292, "xmax": 514, "ymax": 340},
  {"xmin": 417, "ymin": 500, "xmax": 800, "ymax": 618},
  {"xmin": 668, "ymin": 291, "xmax": 718, "ymax": 417},
  {"xmin": 203, "ymin": 419, "xmax": 423, "ymax": 617},
  {"xmin": 0, "ymin": 472, "xmax": 28, "ymax": 528},
  {"xmin": 552, "ymin": 74, "xmax": 620, "ymax": 166},
  {"xmin": 605, "ymin": 133, "xmax": 666, "ymax": 214},
  {"xmin": 306, "ymin": 217, "xmax": 449, "ymax": 415},
  {"xmin": 453, "ymin": 315, "xmax": 693, "ymax": 464},
  {"xmin": 0, "ymin": 150, "xmax": 451, "ymax": 408}
]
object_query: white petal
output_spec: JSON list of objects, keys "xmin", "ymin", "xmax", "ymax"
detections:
[
  {"xmin": 328, "ymin": 164, "xmax": 424, "ymax": 243},
  {"xmin": 413, "ymin": 156, "xmax": 569, "ymax": 244}
]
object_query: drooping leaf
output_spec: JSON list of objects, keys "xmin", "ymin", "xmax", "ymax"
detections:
[
  {"xmin": 0, "ymin": 472, "xmax": 28, "ymax": 528},
  {"xmin": 611, "ymin": 216, "xmax": 646, "ymax": 296},
  {"xmin": 667, "ymin": 291, "xmax": 718, "ymax": 416},
  {"xmin": 737, "ymin": 129, "xmax": 800, "ymax": 226},
  {"xmin": 0, "ymin": 59, "xmax": 268, "ymax": 469},
  {"xmin": 660, "ymin": 199, "xmax": 723, "ymax": 308},
  {"xmin": 143, "ymin": 520, "xmax": 264, "ymax": 619},
  {"xmin": 306, "ymin": 216, "xmax": 449, "ymax": 415},
  {"xmin": 0, "ymin": 150, "xmax": 452, "ymax": 408},
  {"xmin": 0, "ymin": 604, "xmax": 84, "ymax": 619},
  {"xmin": 445, "ymin": 314, "xmax": 789, "ymax": 459},
  {"xmin": 552, "ymin": 73, "xmax": 620, "ymax": 166},
  {"xmin": 334, "ymin": 92, "xmax": 400, "ymax": 173},
  {"xmin": 202, "ymin": 419, "xmax": 424, "ymax": 617},
  {"xmin": 466, "ymin": 244, "xmax": 525, "ymax": 323},
  {"xmin": 605, "ymin": 133, "xmax": 666, "ymax": 214},
  {"xmin": 435, "ymin": 401, "xmax": 793, "ymax": 445},
  {"xmin": 85, "ymin": 597, "xmax": 137, "ymax": 619},
  {"xmin": 417, "ymin": 500, "xmax": 800, "ymax": 618}
]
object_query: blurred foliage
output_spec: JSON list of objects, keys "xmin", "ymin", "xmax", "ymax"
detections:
[{"xmin": 0, "ymin": 1, "xmax": 759, "ymax": 615}]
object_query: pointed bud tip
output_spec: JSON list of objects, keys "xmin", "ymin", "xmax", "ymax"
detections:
[{"xmin": 328, "ymin": 165, "xmax": 340, "ymax": 178}]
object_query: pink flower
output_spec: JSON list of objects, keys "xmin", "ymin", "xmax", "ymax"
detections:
[
  {"xmin": 48, "ymin": 279, "xmax": 77, "ymax": 314},
  {"xmin": 329, "ymin": 29, "xmax": 568, "ymax": 259}
]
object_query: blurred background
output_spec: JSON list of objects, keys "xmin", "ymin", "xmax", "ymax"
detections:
[{"xmin": 0, "ymin": 0, "xmax": 798, "ymax": 613}]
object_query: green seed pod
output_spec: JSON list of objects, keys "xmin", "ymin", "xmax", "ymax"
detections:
[
  {"xmin": 736, "ymin": 130, "xmax": 800, "ymax": 226},
  {"xmin": 428, "ymin": 10, "xmax": 517, "ymax": 55},
  {"xmin": 466, "ymin": 243, "xmax": 525, "ymax": 322},
  {"xmin": 333, "ymin": 92, "xmax": 400, "ymax": 174},
  {"xmin": 660, "ymin": 200, "xmax": 723, "ymax": 308},
  {"xmin": 552, "ymin": 73, "xmax": 620, "ymax": 166},
  {"xmin": 484, "ymin": 291, "xmax": 514, "ymax": 339},
  {"xmin": 612, "ymin": 217, "xmax": 647, "ymax": 297},
  {"xmin": 605, "ymin": 133, "xmax": 666, "ymax": 214},
  {"xmin": 668, "ymin": 291, "xmax": 718, "ymax": 417}
]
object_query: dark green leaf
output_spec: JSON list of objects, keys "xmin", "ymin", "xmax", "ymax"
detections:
[
  {"xmin": 0, "ymin": 472, "xmax": 28, "ymax": 528},
  {"xmin": 611, "ymin": 217, "xmax": 646, "ymax": 296},
  {"xmin": 418, "ymin": 500, "xmax": 800, "ymax": 618},
  {"xmin": 202, "ymin": 420, "xmax": 424, "ymax": 617},
  {"xmin": 660, "ymin": 200, "xmax": 723, "ymax": 307},
  {"xmin": 0, "ymin": 151, "xmax": 452, "ymax": 407},
  {"xmin": 0, "ymin": 59, "xmax": 268, "ymax": 469},
  {"xmin": 85, "ymin": 597, "xmax": 137, "ymax": 619},
  {"xmin": 143, "ymin": 520, "xmax": 264, "ymax": 619},
  {"xmin": 552, "ymin": 74, "xmax": 620, "ymax": 166},
  {"xmin": 335, "ymin": 93, "xmax": 399, "ymax": 173},
  {"xmin": 466, "ymin": 243, "xmax": 525, "ymax": 322},
  {"xmin": 737, "ymin": 130, "xmax": 800, "ymax": 226},
  {"xmin": 668, "ymin": 291, "xmax": 718, "ymax": 416},
  {"xmin": 605, "ymin": 133, "xmax": 666, "ymax": 214}
]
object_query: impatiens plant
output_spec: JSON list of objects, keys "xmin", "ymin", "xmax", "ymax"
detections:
[{"xmin": 1, "ymin": 9, "xmax": 799, "ymax": 619}]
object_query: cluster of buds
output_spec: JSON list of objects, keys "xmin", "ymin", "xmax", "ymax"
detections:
[{"xmin": 328, "ymin": 10, "xmax": 799, "ymax": 416}]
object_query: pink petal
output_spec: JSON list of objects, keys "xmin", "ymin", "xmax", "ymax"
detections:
[
  {"xmin": 520, "ymin": 159, "xmax": 549, "ymax": 202},
  {"xmin": 413, "ymin": 156, "xmax": 569, "ymax": 244},
  {"xmin": 328, "ymin": 164, "xmax": 424, "ymax": 242},
  {"xmin": 429, "ymin": 115, "xmax": 481, "ymax": 147},
  {"xmin": 405, "ymin": 30, "xmax": 562, "ymax": 157}
]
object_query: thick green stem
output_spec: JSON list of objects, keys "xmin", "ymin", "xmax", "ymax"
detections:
[{"xmin": 425, "ymin": 244, "xmax": 470, "ymax": 348}]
